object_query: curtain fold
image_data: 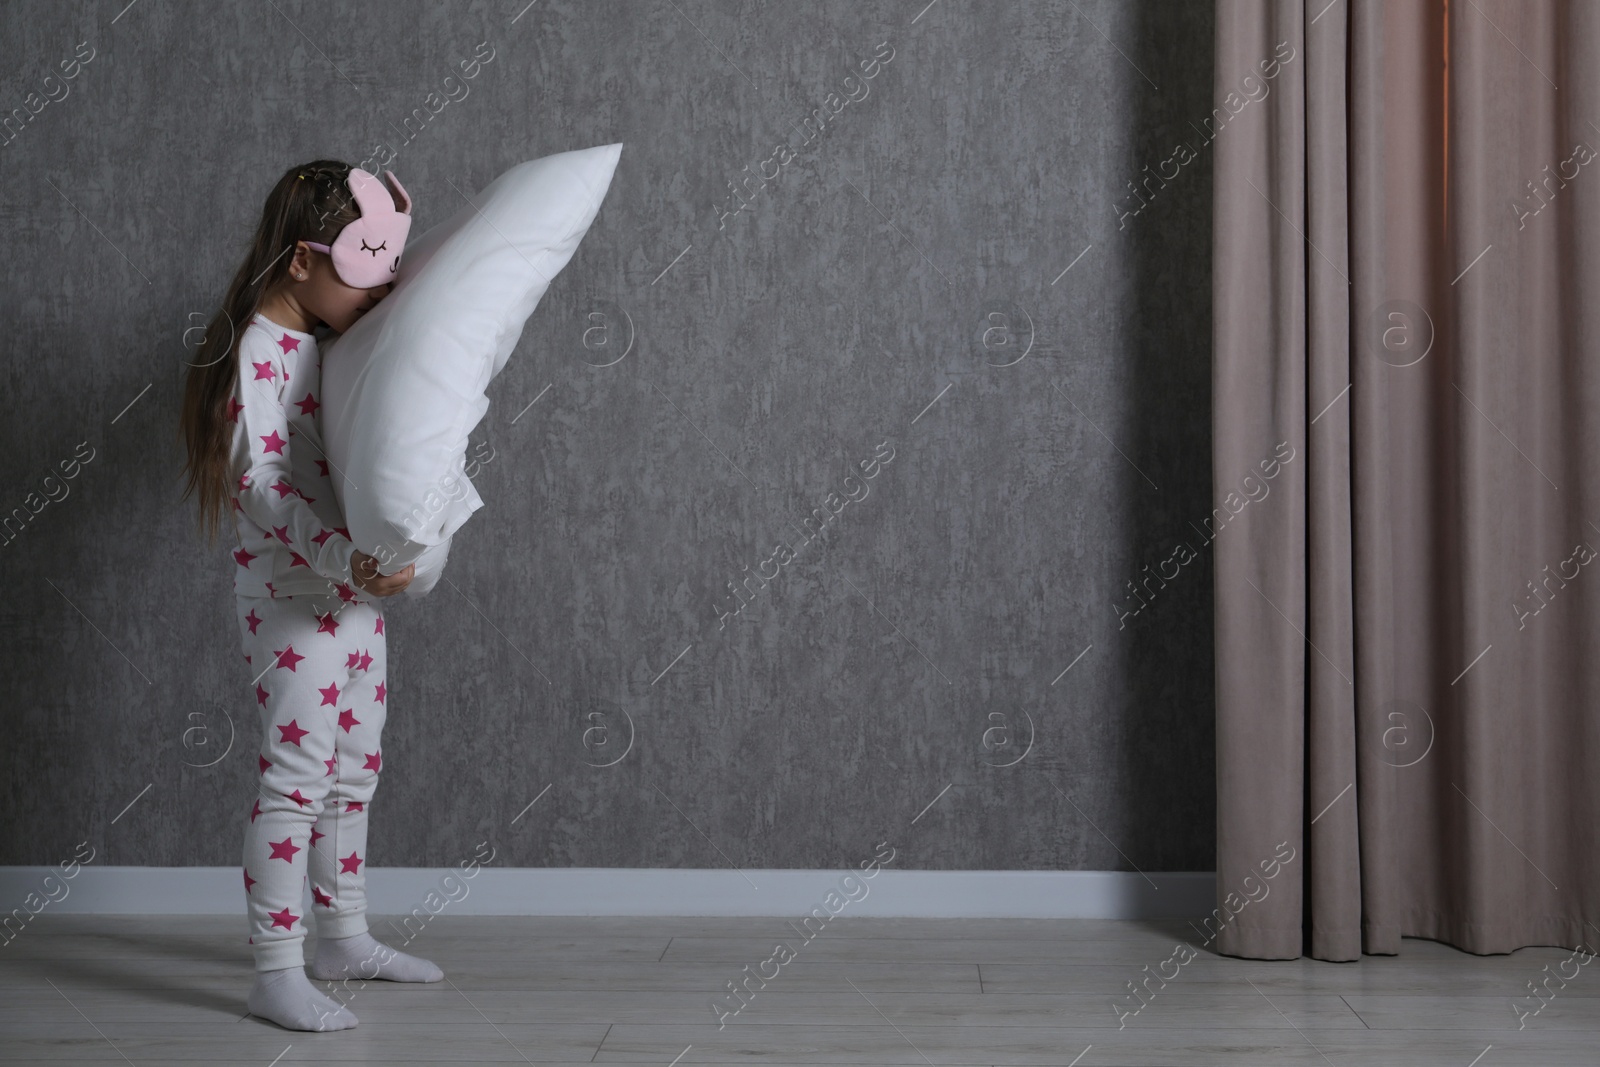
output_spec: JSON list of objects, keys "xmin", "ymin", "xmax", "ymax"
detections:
[{"xmin": 1213, "ymin": 0, "xmax": 1600, "ymax": 961}]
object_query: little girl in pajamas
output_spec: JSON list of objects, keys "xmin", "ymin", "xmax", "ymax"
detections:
[{"xmin": 179, "ymin": 159, "xmax": 441, "ymax": 1032}]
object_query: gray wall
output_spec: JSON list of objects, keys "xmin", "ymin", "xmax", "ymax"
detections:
[{"xmin": 1, "ymin": 1, "xmax": 1215, "ymax": 875}]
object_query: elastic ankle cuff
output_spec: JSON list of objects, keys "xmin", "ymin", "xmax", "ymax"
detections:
[
  {"xmin": 254, "ymin": 940, "xmax": 305, "ymax": 972},
  {"xmin": 317, "ymin": 911, "xmax": 370, "ymax": 940}
]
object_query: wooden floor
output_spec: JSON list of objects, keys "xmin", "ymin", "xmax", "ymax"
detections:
[{"xmin": 1, "ymin": 914, "xmax": 1595, "ymax": 1064}]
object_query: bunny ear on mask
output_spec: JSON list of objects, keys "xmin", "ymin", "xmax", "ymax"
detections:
[
  {"xmin": 347, "ymin": 168, "xmax": 398, "ymax": 217},
  {"xmin": 352, "ymin": 168, "xmax": 411, "ymax": 217},
  {"xmin": 381, "ymin": 170, "xmax": 412, "ymax": 214}
]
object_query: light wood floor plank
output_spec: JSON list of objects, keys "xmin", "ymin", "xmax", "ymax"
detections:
[{"xmin": 1, "ymin": 914, "xmax": 1592, "ymax": 1065}]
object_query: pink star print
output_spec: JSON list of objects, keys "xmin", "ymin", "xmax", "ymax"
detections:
[
  {"xmin": 276, "ymin": 332, "xmax": 300, "ymax": 355},
  {"xmin": 268, "ymin": 906, "xmax": 299, "ymax": 930},
  {"xmin": 245, "ymin": 609, "xmax": 262, "ymax": 634},
  {"xmin": 258, "ymin": 754, "xmax": 272, "ymax": 773},
  {"xmin": 233, "ymin": 548, "xmax": 256, "ymax": 567},
  {"xmin": 324, "ymin": 755, "xmax": 337, "ymax": 776},
  {"xmin": 270, "ymin": 479, "xmax": 296, "ymax": 499},
  {"xmin": 345, "ymin": 651, "xmax": 361, "ymax": 670},
  {"xmin": 339, "ymin": 851, "xmax": 363, "ymax": 875},
  {"xmin": 259, "ymin": 430, "xmax": 287, "ymax": 455},
  {"xmin": 252, "ymin": 359, "xmax": 277, "ymax": 381},
  {"xmin": 336, "ymin": 583, "xmax": 357, "ymax": 603},
  {"xmin": 276, "ymin": 719, "xmax": 310, "ymax": 746},
  {"xmin": 363, "ymin": 750, "xmax": 382, "ymax": 773},
  {"xmin": 295, "ymin": 392, "xmax": 320, "ymax": 416},
  {"xmin": 250, "ymin": 799, "xmax": 262, "ymax": 823},
  {"xmin": 316, "ymin": 611, "xmax": 339, "ymax": 636},
  {"xmin": 272, "ymin": 524, "xmax": 291, "ymax": 544},
  {"xmin": 319, "ymin": 682, "xmax": 341, "ymax": 707},
  {"xmin": 345, "ymin": 801, "xmax": 364, "ymax": 813},
  {"xmin": 255, "ymin": 685, "xmax": 270, "ymax": 708},
  {"xmin": 316, "ymin": 459, "xmax": 330, "ymax": 477},
  {"xmin": 226, "ymin": 397, "xmax": 244, "ymax": 423},
  {"xmin": 273, "ymin": 645, "xmax": 305, "ymax": 671},
  {"xmin": 338, "ymin": 708, "xmax": 361, "ymax": 733},
  {"xmin": 312, "ymin": 885, "xmax": 334, "ymax": 907},
  {"xmin": 312, "ymin": 528, "xmax": 334, "ymax": 547},
  {"xmin": 243, "ymin": 869, "xmax": 255, "ymax": 893},
  {"xmin": 357, "ymin": 650, "xmax": 374, "ymax": 672},
  {"xmin": 375, "ymin": 617, "xmax": 385, "ymax": 635},
  {"xmin": 285, "ymin": 789, "xmax": 311, "ymax": 808},
  {"xmin": 310, "ymin": 825, "xmax": 325, "ymax": 849},
  {"xmin": 374, "ymin": 682, "xmax": 386, "ymax": 705},
  {"xmin": 268, "ymin": 837, "xmax": 300, "ymax": 862},
  {"xmin": 289, "ymin": 551, "xmax": 310, "ymax": 568}
]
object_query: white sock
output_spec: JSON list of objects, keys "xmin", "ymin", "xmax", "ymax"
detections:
[
  {"xmin": 247, "ymin": 966, "xmax": 358, "ymax": 1031},
  {"xmin": 308, "ymin": 930, "xmax": 444, "ymax": 983}
]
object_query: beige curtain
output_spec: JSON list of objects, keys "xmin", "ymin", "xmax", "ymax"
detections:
[{"xmin": 1213, "ymin": 0, "xmax": 1600, "ymax": 961}]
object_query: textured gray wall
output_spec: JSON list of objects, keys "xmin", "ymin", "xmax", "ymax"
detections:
[{"xmin": 1, "ymin": 1, "xmax": 1215, "ymax": 875}]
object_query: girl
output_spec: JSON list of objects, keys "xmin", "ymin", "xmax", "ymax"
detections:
[{"xmin": 179, "ymin": 160, "xmax": 443, "ymax": 1032}]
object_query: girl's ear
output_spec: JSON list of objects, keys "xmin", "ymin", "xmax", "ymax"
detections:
[{"xmin": 382, "ymin": 171, "xmax": 412, "ymax": 215}]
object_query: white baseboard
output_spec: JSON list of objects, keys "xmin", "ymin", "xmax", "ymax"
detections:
[{"xmin": 1, "ymin": 867, "xmax": 1214, "ymax": 920}]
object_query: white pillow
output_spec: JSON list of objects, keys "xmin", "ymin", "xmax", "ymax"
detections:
[{"xmin": 320, "ymin": 143, "xmax": 623, "ymax": 596}]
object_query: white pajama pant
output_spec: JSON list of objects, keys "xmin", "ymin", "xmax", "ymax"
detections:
[{"xmin": 234, "ymin": 592, "xmax": 388, "ymax": 972}]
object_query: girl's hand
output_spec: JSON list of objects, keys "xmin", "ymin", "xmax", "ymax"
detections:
[{"xmin": 350, "ymin": 550, "xmax": 415, "ymax": 596}]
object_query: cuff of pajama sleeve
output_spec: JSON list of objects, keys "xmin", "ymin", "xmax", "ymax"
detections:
[{"xmin": 328, "ymin": 537, "xmax": 358, "ymax": 588}]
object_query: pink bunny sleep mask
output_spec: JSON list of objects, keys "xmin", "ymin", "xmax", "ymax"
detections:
[{"xmin": 301, "ymin": 168, "xmax": 413, "ymax": 289}]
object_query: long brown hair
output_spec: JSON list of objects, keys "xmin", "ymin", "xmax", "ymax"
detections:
[{"xmin": 178, "ymin": 159, "xmax": 362, "ymax": 545}]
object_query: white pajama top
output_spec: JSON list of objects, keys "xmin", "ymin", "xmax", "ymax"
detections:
[{"xmin": 227, "ymin": 313, "xmax": 372, "ymax": 604}]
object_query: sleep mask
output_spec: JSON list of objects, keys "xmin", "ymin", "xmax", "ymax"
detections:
[{"xmin": 301, "ymin": 168, "xmax": 413, "ymax": 289}]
